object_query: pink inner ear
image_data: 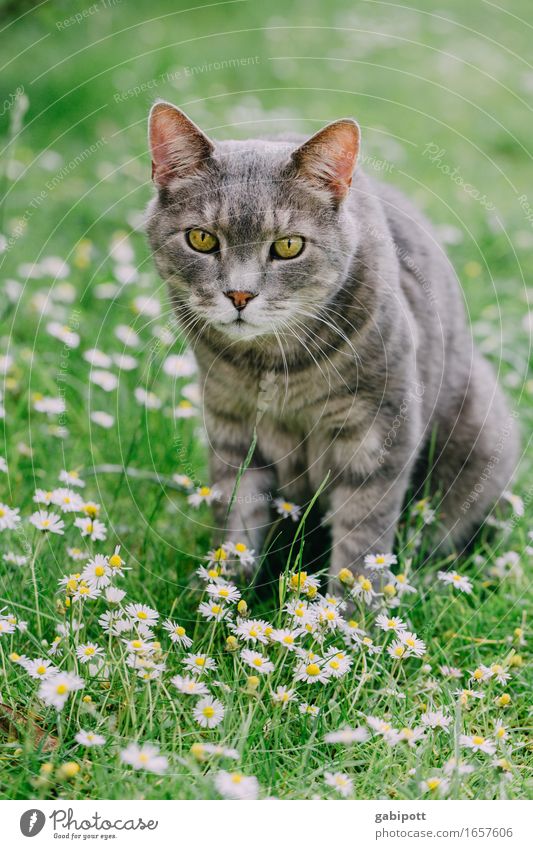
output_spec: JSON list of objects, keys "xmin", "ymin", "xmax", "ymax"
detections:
[
  {"xmin": 149, "ymin": 104, "xmax": 213, "ymax": 187},
  {"xmin": 294, "ymin": 120, "xmax": 360, "ymax": 201}
]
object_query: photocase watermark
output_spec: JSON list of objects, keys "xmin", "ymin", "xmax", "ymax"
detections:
[
  {"xmin": 4, "ymin": 137, "xmax": 107, "ymax": 254},
  {"xmin": 377, "ymin": 381, "xmax": 425, "ymax": 467},
  {"xmin": 422, "ymin": 143, "xmax": 495, "ymax": 212},
  {"xmin": 56, "ymin": 0, "xmax": 122, "ymax": 30},
  {"xmin": 461, "ymin": 409, "xmax": 519, "ymax": 513},
  {"xmin": 517, "ymin": 193, "xmax": 533, "ymax": 229},
  {"xmin": 0, "ymin": 85, "xmax": 25, "ymax": 119},
  {"xmin": 114, "ymin": 56, "xmax": 261, "ymax": 103}
]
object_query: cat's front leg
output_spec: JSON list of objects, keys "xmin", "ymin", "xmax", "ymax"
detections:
[
  {"xmin": 207, "ymin": 423, "xmax": 276, "ymax": 574},
  {"xmin": 327, "ymin": 467, "xmax": 411, "ymax": 592}
]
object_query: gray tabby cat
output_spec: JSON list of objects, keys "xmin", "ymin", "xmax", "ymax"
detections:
[{"xmin": 146, "ymin": 100, "xmax": 518, "ymax": 582}]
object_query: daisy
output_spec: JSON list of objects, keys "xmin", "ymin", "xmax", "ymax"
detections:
[
  {"xmin": 173, "ymin": 473, "xmax": 194, "ymax": 489},
  {"xmin": 397, "ymin": 726, "xmax": 426, "ymax": 747},
  {"xmin": 232, "ymin": 618, "xmax": 270, "ymax": 644},
  {"xmin": 288, "ymin": 570, "xmax": 320, "ymax": 596},
  {"xmin": 274, "ymin": 497, "xmax": 301, "ymax": 521},
  {"xmin": 387, "ymin": 640, "xmax": 409, "ymax": 660},
  {"xmin": 214, "ymin": 771, "xmax": 259, "ymax": 800},
  {"xmin": 351, "ymin": 575, "xmax": 378, "ymax": 605},
  {"xmin": 33, "ymin": 489, "xmax": 54, "ymax": 505},
  {"xmin": 105, "ymin": 586, "xmax": 126, "ymax": 603},
  {"xmin": 115, "ymin": 324, "xmax": 140, "ymax": 347},
  {"xmin": 502, "ymin": 490, "xmax": 524, "ymax": 516},
  {"xmin": 420, "ymin": 709, "xmax": 452, "ymax": 730},
  {"xmin": 443, "ymin": 757, "xmax": 475, "ymax": 776},
  {"xmin": 294, "ymin": 659, "xmax": 330, "ymax": 684},
  {"xmin": 0, "ymin": 619, "xmax": 15, "ymax": 637},
  {"xmin": 84, "ymin": 349, "xmax": 112, "ymax": 368},
  {"xmin": 120, "ymin": 743, "xmax": 167, "ymax": 774},
  {"xmin": 438, "ymin": 571, "xmax": 473, "ymax": 594},
  {"xmin": 173, "ymin": 399, "xmax": 196, "ymax": 418},
  {"xmin": 162, "ymin": 619, "xmax": 193, "ymax": 647},
  {"xmin": 227, "ymin": 541, "xmax": 255, "ymax": 569},
  {"xmin": 59, "ymin": 470, "xmax": 85, "ymax": 488},
  {"xmin": 366, "ymin": 716, "xmax": 398, "ymax": 740},
  {"xmin": 324, "ymin": 726, "xmax": 369, "ymax": 744},
  {"xmin": 241, "ymin": 649, "xmax": 274, "ymax": 674},
  {"xmin": 163, "ymin": 353, "xmax": 196, "ymax": 377},
  {"xmin": 316, "ymin": 603, "xmax": 343, "ymax": 630},
  {"xmin": 2, "ymin": 551, "xmax": 28, "ymax": 566},
  {"xmin": 375, "ymin": 614, "xmax": 407, "ymax": 632},
  {"xmin": 71, "ymin": 583, "xmax": 100, "ymax": 602},
  {"xmin": 134, "ymin": 387, "xmax": 162, "ymax": 409},
  {"xmin": 123, "ymin": 638, "xmax": 154, "ymax": 654},
  {"xmin": 285, "ymin": 600, "xmax": 316, "ymax": 628},
  {"xmin": 183, "ymin": 653, "xmax": 217, "ymax": 675},
  {"xmin": 188, "ymin": 485, "xmax": 221, "ymax": 507},
  {"xmin": 324, "ymin": 653, "xmax": 352, "ymax": 678},
  {"xmin": 108, "ymin": 545, "xmax": 128, "ymax": 575},
  {"xmin": 170, "ymin": 674, "xmax": 210, "ymax": 696},
  {"xmin": 25, "ymin": 658, "xmax": 57, "ymax": 679},
  {"xmin": 50, "ymin": 488, "xmax": 84, "ymax": 513},
  {"xmin": 90, "ymin": 411, "xmax": 114, "ymax": 429},
  {"xmin": 29, "ymin": 510, "xmax": 64, "ymax": 534},
  {"xmin": 99, "ymin": 611, "xmax": 130, "ymax": 635},
  {"xmin": 67, "ymin": 547, "xmax": 89, "ymax": 561},
  {"xmin": 34, "ymin": 396, "xmax": 66, "ymax": 415},
  {"xmin": 440, "ymin": 665, "xmax": 463, "ymax": 679},
  {"xmin": 198, "ymin": 600, "xmax": 231, "ymax": 622},
  {"xmin": 494, "ymin": 721, "xmax": 508, "ymax": 743},
  {"xmin": 82, "ymin": 555, "xmax": 112, "ymax": 589},
  {"xmin": 419, "ymin": 777, "xmax": 450, "ymax": 796},
  {"xmin": 490, "ymin": 663, "xmax": 511, "ymax": 685},
  {"xmin": 206, "ymin": 581, "xmax": 241, "ymax": 603},
  {"xmin": 74, "ymin": 517, "xmax": 107, "ymax": 541},
  {"xmin": 272, "ymin": 685, "xmax": 297, "ymax": 707},
  {"xmin": 364, "ymin": 553, "xmax": 397, "ymax": 571},
  {"xmin": 354, "ymin": 634, "xmax": 382, "ymax": 655},
  {"xmin": 193, "ymin": 696, "xmax": 225, "ymax": 728},
  {"xmin": 76, "ymin": 643, "xmax": 104, "ymax": 664},
  {"xmin": 125, "ymin": 603, "xmax": 159, "ymax": 626},
  {"xmin": 270, "ymin": 628, "xmax": 301, "ymax": 650},
  {"xmin": 38, "ymin": 671, "xmax": 84, "ymax": 710},
  {"xmin": 75, "ymin": 730, "xmax": 106, "ymax": 747},
  {"xmin": 325, "ymin": 771, "xmax": 353, "ymax": 797},
  {"xmin": 470, "ymin": 665, "xmax": 493, "ymax": 683},
  {"xmin": 299, "ymin": 703, "xmax": 320, "ymax": 717},
  {"xmin": 390, "ymin": 572, "xmax": 417, "ymax": 594},
  {"xmin": 398, "ymin": 630, "xmax": 426, "ymax": 657},
  {"xmin": 460, "ymin": 734, "xmax": 496, "ymax": 755}
]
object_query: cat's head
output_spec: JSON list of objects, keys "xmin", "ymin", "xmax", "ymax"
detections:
[{"xmin": 146, "ymin": 101, "xmax": 360, "ymax": 341}]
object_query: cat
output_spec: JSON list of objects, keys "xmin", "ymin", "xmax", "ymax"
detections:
[{"xmin": 146, "ymin": 100, "xmax": 519, "ymax": 585}]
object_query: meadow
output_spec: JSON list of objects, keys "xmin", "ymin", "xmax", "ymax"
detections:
[{"xmin": 0, "ymin": 0, "xmax": 531, "ymax": 800}]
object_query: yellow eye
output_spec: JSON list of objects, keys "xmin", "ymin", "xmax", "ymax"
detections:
[
  {"xmin": 271, "ymin": 235, "xmax": 304, "ymax": 260},
  {"xmin": 186, "ymin": 228, "xmax": 219, "ymax": 253}
]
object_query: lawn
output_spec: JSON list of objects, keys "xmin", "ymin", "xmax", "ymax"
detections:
[{"xmin": 0, "ymin": 0, "xmax": 531, "ymax": 800}]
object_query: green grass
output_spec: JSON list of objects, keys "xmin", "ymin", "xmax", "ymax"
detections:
[{"xmin": 0, "ymin": 0, "xmax": 531, "ymax": 800}]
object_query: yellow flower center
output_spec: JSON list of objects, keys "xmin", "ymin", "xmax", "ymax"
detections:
[
  {"xmin": 406, "ymin": 638, "xmax": 415, "ymax": 647},
  {"xmin": 325, "ymin": 610, "xmax": 336, "ymax": 621},
  {"xmin": 37, "ymin": 665, "xmax": 46, "ymax": 675},
  {"xmin": 452, "ymin": 574, "xmax": 461, "ymax": 582},
  {"xmin": 252, "ymin": 658, "xmax": 263, "ymax": 667},
  {"xmin": 283, "ymin": 635, "xmax": 294, "ymax": 644},
  {"xmin": 213, "ymin": 547, "xmax": 226, "ymax": 561},
  {"xmin": 348, "ymin": 620, "xmax": 359, "ymax": 629},
  {"xmin": 137, "ymin": 611, "xmax": 148, "ymax": 620},
  {"xmin": 211, "ymin": 604, "xmax": 221, "ymax": 614},
  {"xmin": 202, "ymin": 706, "xmax": 215, "ymax": 718},
  {"xmin": 218, "ymin": 589, "xmax": 229, "ymax": 598},
  {"xmin": 387, "ymin": 619, "xmax": 396, "ymax": 627},
  {"xmin": 472, "ymin": 736, "xmax": 485, "ymax": 745},
  {"xmin": 195, "ymin": 657, "xmax": 205, "ymax": 666},
  {"xmin": 0, "ymin": 509, "xmax": 4, "ymax": 517},
  {"xmin": 84, "ymin": 647, "xmax": 95, "ymax": 656},
  {"xmin": 394, "ymin": 646, "xmax": 405, "ymax": 657},
  {"xmin": 175, "ymin": 626, "xmax": 185, "ymax": 637},
  {"xmin": 235, "ymin": 543, "xmax": 247, "ymax": 553},
  {"xmin": 473, "ymin": 668, "xmax": 483, "ymax": 679},
  {"xmin": 41, "ymin": 519, "xmax": 50, "ymax": 527},
  {"xmin": 306, "ymin": 663, "xmax": 321, "ymax": 677},
  {"xmin": 131, "ymin": 640, "xmax": 142, "ymax": 649},
  {"xmin": 230, "ymin": 773, "xmax": 243, "ymax": 784},
  {"xmin": 56, "ymin": 684, "xmax": 68, "ymax": 695},
  {"xmin": 496, "ymin": 726, "xmax": 506, "ymax": 738},
  {"xmin": 139, "ymin": 753, "xmax": 149, "ymax": 763},
  {"xmin": 208, "ymin": 569, "xmax": 219, "ymax": 578},
  {"xmin": 94, "ymin": 566, "xmax": 105, "ymax": 577},
  {"xmin": 427, "ymin": 778, "xmax": 441, "ymax": 791},
  {"xmin": 329, "ymin": 660, "xmax": 340, "ymax": 670},
  {"xmin": 282, "ymin": 502, "xmax": 293, "ymax": 511},
  {"xmin": 199, "ymin": 487, "xmax": 211, "ymax": 497},
  {"xmin": 109, "ymin": 554, "xmax": 122, "ymax": 568},
  {"xmin": 360, "ymin": 579, "xmax": 372, "ymax": 591}
]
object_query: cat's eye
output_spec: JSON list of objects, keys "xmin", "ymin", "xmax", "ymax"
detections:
[
  {"xmin": 186, "ymin": 228, "xmax": 219, "ymax": 253},
  {"xmin": 270, "ymin": 235, "xmax": 305, "ymax": 260}
]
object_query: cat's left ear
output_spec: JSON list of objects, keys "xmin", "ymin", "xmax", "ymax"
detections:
[
  {"xmin": 149, "ymin": 101, "xmax": 214, "ymax": 188},
  {"xmin": 291, "ymin": 119, "xmax": 360, "ymax": 202}
]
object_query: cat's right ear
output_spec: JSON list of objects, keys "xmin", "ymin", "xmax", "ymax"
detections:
[{"xmin": 148, "ymin": 101, "xmax": 214, "ymax": 188}]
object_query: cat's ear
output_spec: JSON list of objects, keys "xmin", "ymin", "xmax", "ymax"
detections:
[
  {"xmin": 291, "ymin": 119, "xmax": 360, "ymax": 202},
  {"xmin": 149, "ymin": 101, "xmax": 214, "ymax": 187}
]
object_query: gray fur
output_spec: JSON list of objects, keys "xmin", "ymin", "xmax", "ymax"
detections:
[{"xmin": 146, "ymin": 102, "xmax": 519, "ymax": 582}]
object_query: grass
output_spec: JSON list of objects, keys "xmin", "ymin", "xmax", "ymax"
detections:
[{"xmin": 0, "ymin": 0, "xmax": 531, "ymax": 800}]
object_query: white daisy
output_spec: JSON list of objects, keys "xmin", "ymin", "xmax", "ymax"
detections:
[
  {"xmin": 29, "ymin": 510, "xmax": 64, "ymax": 534},
  {"xmin": 193, "ymin": 696, "xmax": 225, "ymax": 728},
  {"xmin": 120, "ymin": 742, "xmax": 167, "ymax": 774}
]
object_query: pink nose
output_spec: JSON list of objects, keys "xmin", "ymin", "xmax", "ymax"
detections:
[{"xmin": 224, "ymin": 290, "xmax": 257, "ymax": 311}]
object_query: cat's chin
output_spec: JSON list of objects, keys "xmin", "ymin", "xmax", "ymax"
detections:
[{"xmin": 213, "ymin": 319, "xmax": 266, "ymax": 341}]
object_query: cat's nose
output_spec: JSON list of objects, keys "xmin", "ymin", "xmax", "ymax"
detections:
[{"xmin": 224, "ymin": 290, "xmax": 257, "ymax": 311}]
